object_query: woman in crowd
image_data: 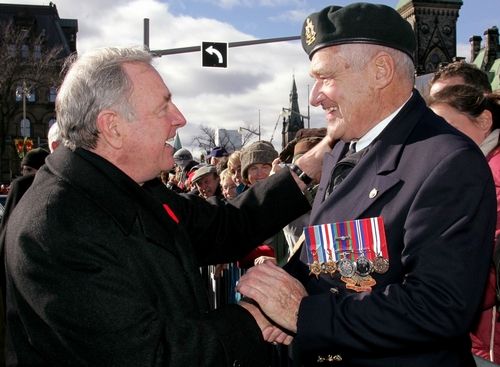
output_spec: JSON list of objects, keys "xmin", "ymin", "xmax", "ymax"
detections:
[
  {"xmin": 238, "ymin": 141, "xmax": 288, "ymax": 267},
  {"xmin": 428, "ymin": 85, "xmax": 500, "ymax": 366},
  {"xmin": 220, "ymin": 168, "xmax": 238, "ymax": 200},
  {"xmin": 227, "ymin": 150, "xmax": 246, "ymax": 195}
]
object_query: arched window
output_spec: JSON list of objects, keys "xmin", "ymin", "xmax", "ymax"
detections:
[
  {"xmin": 49, "ymin": 86, "xmax": 57, "ymax": 102},
  {"xmin": 20, "ymin": 117, "xmax": 31, "ymax": 138}
]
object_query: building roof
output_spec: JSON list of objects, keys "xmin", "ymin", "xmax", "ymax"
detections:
[
  {"xmin": 489, "ymin": 59, "xmax": 500, "ymax": 92},
  {"xmin": 0, "ymin": 3, "xmax": 77, "ymax": 55},
  {"xmin": 396, "ymin": 0, "xmax": 463, "ymax": 9},
  {"xmin": 471, "ymin": 27, "xmax": 500, "ymax": 92}
]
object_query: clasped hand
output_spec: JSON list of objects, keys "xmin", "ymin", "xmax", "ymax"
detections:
[{"xmin": 237, "ymin": 261, "xmax": 308, "ymax": 342}]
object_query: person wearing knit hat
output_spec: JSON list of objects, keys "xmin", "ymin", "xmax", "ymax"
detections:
[
  {"xmin": 173, "ymin": 148, "xmax": 193, "ymax": 168},
  {"xmin": 240, "ymin": 141, "xmax": 278, "ymax": 185},
  {"xmin": 238, "ymin": 141, "xmax": 288, "ymax": 268},
  {"xmin": 21, "ymin": 147, "xmax": 49, "ymax": 176}
]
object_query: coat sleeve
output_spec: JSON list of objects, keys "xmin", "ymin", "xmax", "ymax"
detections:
[
  {"xmin": 147, "ymin": 169, "xmax": 311, "ymax": 265},
  {"xmin": 295, "ymin": 147, "xmax": 496, "ymax": 354},
  {"xmin": 5, "ymin": 200, "xmax": 270, "ymax": 366}
]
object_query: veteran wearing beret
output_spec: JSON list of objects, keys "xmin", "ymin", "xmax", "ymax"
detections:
[{"xmin": 237, "ymin": 3, "xmax": 496, "ymax": 366}]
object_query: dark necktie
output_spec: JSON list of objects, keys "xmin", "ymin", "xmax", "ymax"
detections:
[{"xmin": 324, "ymin": 142, "xmax": 366, "ymax": 199}]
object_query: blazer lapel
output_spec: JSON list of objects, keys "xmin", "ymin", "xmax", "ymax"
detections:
[{"xmin": 311, "ymin": 91, "xmax": 428, "ymax": 223}]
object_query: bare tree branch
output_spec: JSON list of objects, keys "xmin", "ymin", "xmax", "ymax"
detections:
[{"xmin": 0, "ymin": 20, "xmax": 64, "ymax": 157}]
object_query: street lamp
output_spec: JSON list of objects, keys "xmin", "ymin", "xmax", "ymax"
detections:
[{"xmin": 15, "ymin": 80, "xmax": 32, "ymax": 138}]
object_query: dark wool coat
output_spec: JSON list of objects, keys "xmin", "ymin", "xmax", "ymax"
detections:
[{"xmin": 4, "ymin": 146, "xmax": 310, "ymax": 366}]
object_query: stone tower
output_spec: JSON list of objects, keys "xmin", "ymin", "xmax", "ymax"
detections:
[
  {"xmin": 396, "ymin": 0, "xmax": 463, "ymax": 75},
  {"xmin": 281, "ymin": 76, "xmax": 304, "ymax": 149}
]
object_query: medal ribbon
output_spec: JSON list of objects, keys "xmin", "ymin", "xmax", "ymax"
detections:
[{"xmin": 303, "ymin": 217, "xmax": 389, "ymax": 265}]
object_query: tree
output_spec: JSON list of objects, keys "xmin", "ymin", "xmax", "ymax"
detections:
[
  {"xmin": 191, "ymin": 123, "xmax": 259, "ymax": 154},
  {"xmin": 191, "ymin": 125, "xmax": 216, "ymax": 153},
  {"xmin": 0, "ymin": 21, "xmax": 63, "ymax": 178}
]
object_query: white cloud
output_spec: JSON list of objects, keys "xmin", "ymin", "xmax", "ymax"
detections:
[
  {"xmin": 269, "ymin": 8, "xmax": 310, "ymax": 23},
  {"xmin": 2, "ymin": 0, "xmax": 321, "ymax": 154}
]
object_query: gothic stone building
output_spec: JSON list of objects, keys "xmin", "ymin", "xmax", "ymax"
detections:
[{"xmin": 0, "ymin": 2, "xmax": 77, "ymax": 182}]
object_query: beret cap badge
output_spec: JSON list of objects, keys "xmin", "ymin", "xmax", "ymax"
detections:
[
  {"xmin": 304, "ymin": 18, "xmax": 317, "ymax": 46},
  {"xmin": 300, "ymin": 3, "xmax": 416, "ymax": 61}
]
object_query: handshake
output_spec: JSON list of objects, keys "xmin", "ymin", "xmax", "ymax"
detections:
[{"xmin": 236, "ymin": 261, "xmax": 308, "ymax": 345}]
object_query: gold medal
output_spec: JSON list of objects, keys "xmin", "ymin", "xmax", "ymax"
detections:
[
  {"xmin": 342, "ymin": 273, "xmax": 376, "ymax": 292},
  {"xmin": 324, "ymin": 249, "xmax": 337, "ymax": 277},
  {"xmin": 309, "ymin": 261, "xmax": 322, "ymax": 279}
]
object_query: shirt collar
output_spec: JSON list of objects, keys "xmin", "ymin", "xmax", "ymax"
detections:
[{"xmin": 354, "ymin": 93, "xmax": 412, "ymax": 152}]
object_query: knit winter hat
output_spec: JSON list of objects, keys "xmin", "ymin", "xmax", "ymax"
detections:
[
  {"xmin": 240, "ymin": 141, "xmax": 278, "ymax": 181},
  {"xmin": 173, "ymin": 148, "xmax": 193, "ymax": 169}
]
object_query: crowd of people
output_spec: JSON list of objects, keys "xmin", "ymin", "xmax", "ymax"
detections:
[{"xmin": 0, "ymin": 1, "xmax": 499, "ymax": 366}]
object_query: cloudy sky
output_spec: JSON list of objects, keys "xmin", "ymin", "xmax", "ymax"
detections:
[{"xmin": 5, "ymin": 0, "xmax": 499, "ymax": 156}]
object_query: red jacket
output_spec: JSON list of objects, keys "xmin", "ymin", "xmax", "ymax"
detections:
[{"xmin": 470, "ymin": 146, "xmax": 500, "ymax": 362}]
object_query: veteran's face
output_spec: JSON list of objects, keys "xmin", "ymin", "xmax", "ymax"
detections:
[
  {"xmin": 121, "ymin": 62, "xmax": 186, "ymax": 183},
  {"xmin": 309, "ymin": 46, "xmax": 376, "ymax": 142}
]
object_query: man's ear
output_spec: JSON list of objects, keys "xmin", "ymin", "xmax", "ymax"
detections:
[
  {"xmin": 372, "ymin": 52, "xmax": 395, "ymax": 89},
  {"xmin": 96, "ymin": 110, "xmax": 122, "ymax": 149}
]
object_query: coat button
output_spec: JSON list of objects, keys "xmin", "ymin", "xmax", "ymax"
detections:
[{"xmin": 369, "ymin": 188, "xmax": 378, "ymax": 199}]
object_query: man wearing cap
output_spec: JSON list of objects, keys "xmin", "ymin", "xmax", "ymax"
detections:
[
  {"xmin": 172, "ymin": 148, "xmax": 198, "ymax": 191},
  {"xmin": 191, "ymin": 164, "xmax": 223, "ymax": 199},
  {"xmin": 237, "ymin": 3, "xmax": 496, "ymax": 366},
  {"xmin": 208, "ymin": 146, "xmax": 228, "ymax": 166}
]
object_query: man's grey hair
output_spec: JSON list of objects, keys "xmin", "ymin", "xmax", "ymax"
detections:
[
  {"xmin": 56, "ymin": 47, "xmax": 153, "ymax": 150},
  {"xmin": 337, "ymin": 43, "xmax": 415, "ymax": 85}
]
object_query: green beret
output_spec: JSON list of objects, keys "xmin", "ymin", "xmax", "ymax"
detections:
[{"xmin": 301, "ymin": 2, "xmax": 416, "ymax": 60}]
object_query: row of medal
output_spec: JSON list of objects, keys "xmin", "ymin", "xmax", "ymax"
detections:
[
  {"xmin": 309, "ymin": 250, "xmax": 389, "ymax": 292},
  {"xmin": 304, "ymin": 217, "xmax": 390, "ymax": 292},
  {"xmin": 309, "ymin": 250, "xmax": 389, "ymax": 278}
]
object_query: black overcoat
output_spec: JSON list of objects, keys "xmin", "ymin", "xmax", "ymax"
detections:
[{"xmin": 4, "ymin": 146, "xmax": 310, "ymax": 366}]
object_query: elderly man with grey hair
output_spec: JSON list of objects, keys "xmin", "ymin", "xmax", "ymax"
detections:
[
  {"xmin": 237, "ymin": 3, "xmax": 496, "ymax": 366},
  {"xmin": 3, "ymin": 47, "xmax": 319, "ymax": 366}
]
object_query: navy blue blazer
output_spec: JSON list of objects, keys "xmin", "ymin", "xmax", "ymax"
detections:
[{"xmin": 286, "ymin": 91, "xmax": 496, "ymax": 366}]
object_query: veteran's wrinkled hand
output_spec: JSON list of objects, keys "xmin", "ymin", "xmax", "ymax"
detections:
[{"xmin": 237, "ymin": 261, "xmax": 307, "ymax": 333}]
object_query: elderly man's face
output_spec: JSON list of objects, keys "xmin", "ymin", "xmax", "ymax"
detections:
[
  {"xmin": 195, "ymin": 173, "xmax": 220, "ymax": 199},
  {"xmin": 309, "ymin": 46, "xmax": 376, "ymax": 142},
  {"xmin": 120, "ymin": 62, "xmax": 186, "ymax": 183}
]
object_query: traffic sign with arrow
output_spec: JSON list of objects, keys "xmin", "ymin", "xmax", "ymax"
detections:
[{"xmin": 201, "ymin": 42, "xmax": 228, "ymax": 68}]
